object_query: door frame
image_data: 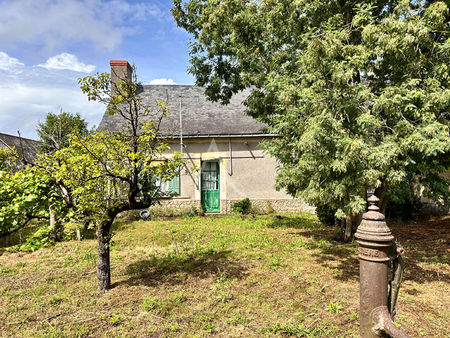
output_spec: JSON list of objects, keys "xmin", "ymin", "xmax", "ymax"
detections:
[{"xmin": 200, "ymin": 160, "xmax": 220, "ymax": 213}]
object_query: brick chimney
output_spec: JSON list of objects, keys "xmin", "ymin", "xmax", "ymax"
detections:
[{"xmin": 110, "ymin": 60, "xmax": 132, "ymax": 96}]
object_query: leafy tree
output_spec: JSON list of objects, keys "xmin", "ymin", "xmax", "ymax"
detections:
[
  {"xmin": 53, "ymin": 70, "xmax": 183, "ymax": 291},
  {"xmin": 36, "ymin": 111, "xmax": 89, "ymax": 238},
  {"xmin": 0, "ymin": 167, "xmax": 49, "ymax": 238},
  {"xmin": 173, "ymin": 0, "xmax": 450, "ymax": 237},
  {"xmin": 0, "ymin": 126, "xmax": 83, "ymax": 247},
  {"xmin": 0, "ymin": 149, "xmax": 70, "ymax": 244},
  {"xmin": 37, "ymin": 111, "xmax": 89, "ymax": 154},
  {"xmin": 0, "ymin": 170, "xmax": 65, "ymax": 248},
  {"xmin": 0, "ymin": 148, "xmax": 10, "ymax": 171}
]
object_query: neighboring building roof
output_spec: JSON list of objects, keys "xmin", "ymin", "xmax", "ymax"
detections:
[
  {"xmin": 97, "ymin": 85, "xmax": 268, "ymax": 137},
  {"xmin": 0, "ymin": 132, "xmax": 39, "ymax": 161}
]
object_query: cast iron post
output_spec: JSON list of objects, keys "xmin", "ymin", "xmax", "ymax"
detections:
[{"xmin": 355, "ymin": 195, "xmax": 410, "ymax": 338}]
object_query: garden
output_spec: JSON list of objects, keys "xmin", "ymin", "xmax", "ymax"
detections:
[{"xmin": 1, "ymin": 213, "xmax": 448, "ymax": 336}]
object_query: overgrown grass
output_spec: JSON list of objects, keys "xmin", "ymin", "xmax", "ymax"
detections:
[{"xmin": 0, "ymin": 214, "xmax": 448, "ymax": 337}]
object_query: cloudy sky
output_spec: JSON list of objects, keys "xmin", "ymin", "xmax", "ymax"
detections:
[{"xmin": 0, "ymin": 0, "xmax": 194, "ymax": 139}]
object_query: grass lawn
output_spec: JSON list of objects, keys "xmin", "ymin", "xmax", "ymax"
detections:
[{"xmin": 0, "ymin": 214, "xmax": 448, "ymax": 337}]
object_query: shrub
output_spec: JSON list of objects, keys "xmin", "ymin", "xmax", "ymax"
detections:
[
  {"xmin": 385, "ymin": 195, "xmax": 422, "ymax": 220},
  {"xmin": 148, "ymin": 205, "xmax": 203, "ymax": 218},
  {"xmin": 315, "ymin": 203, "xmax": 337, "ymax": 226},
  {"xmin": 265, "ymin": 201, "xmax": 275, "ymax": 214},
  {"xmin": 16, "ymin": 226, "xmax": 55, "ymax": 252},
  {"xmin": 232, "ymin": 198, "xmax": 251, "ymax": 214},
  {"xmin": 250, "ymin": 203, "xmax": 266, "ymax": 215},
  {"xmin": 184, "ymin": 206, "xmax": 201, "ymax": 218}
]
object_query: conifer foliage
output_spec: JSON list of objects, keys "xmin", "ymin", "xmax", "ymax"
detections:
[{"xmin": 172, "ymin": 0, "xmax": 450, "ymax": 224}]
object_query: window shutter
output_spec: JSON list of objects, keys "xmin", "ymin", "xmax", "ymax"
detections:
[{"xmin": 168, "ymin": 173, "xmax": 180, "ymax": 195}]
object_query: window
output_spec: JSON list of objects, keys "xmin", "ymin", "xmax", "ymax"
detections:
[
  {"xmin": 157, "ymin": 172, "xmax": 180, "ymax": 195},
  {"xmin": 201, "ymin": 161, "xmax": 219, "ymax": 190}
]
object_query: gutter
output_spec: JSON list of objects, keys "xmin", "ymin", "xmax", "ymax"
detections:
[{"xmin": 164, "ymin": 133, "xmax": 278, "ymax": 139}]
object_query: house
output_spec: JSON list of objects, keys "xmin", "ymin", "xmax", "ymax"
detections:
[
  {"xmin": 98, "ymin": 61, "xmax": 312, "ymax": 214},
  {"xmin": 0, "ymin": 132, "xmax": 39, "ymax": 166}
]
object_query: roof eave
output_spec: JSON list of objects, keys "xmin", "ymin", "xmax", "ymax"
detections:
[{"xmin": 163, "ymin": 133, "xmax": 278, "ymax": 139}]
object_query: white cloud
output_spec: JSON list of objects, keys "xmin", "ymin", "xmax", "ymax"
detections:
[
  {"xmin": 149, "ymin": 78, "xmax": 177, "ymax": 85},
  {"xmin": 0, "ymin": 0, "xmax": 166, "ymax": 51},
  {"xmin": 0, "ymin": 64, "xmax": 104, "ymax": 139},
  {"xmin": 0, "ymin": 83, "xmax": 104, "ymax": 139},
  {"xmin": 38, "ymin": 53, "xmax": 95, "ymax": 73},
  {"xmin": 0, "ymin": 52, "xmax": 24, "ymax": 71}
]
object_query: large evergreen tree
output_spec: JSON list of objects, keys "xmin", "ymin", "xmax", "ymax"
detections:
[{"xmin": 173, "ymin": 0, "xmax": 450, "ymax": 234}]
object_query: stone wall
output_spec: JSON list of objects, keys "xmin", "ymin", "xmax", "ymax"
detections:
[
  {"xmin": 155, "ymin": 198, "xmax": 314, "ymax": 214},
  {"xmin": 225, "ymin": 198, "xmax": 315, "ymax": 214},
  {"xmin": 159, "ymin": 199, "xmax": 201, "ymax": 209}
]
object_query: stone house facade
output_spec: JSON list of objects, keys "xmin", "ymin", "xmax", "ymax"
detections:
[{"xmin": 98, "ymin": 61, "xmax": 312, "ymax": 214}]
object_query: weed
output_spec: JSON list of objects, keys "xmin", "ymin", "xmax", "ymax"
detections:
[
  {"xmin": 268, "ymin": 255, "xmax": 283, "ymax": 269},
  {"xmin": 142, "ymin": 296, "xmax": 160, "ymax": 312},
  {"xmin": 169, "ymin": 291, "xmax": 185, "ymax": 304},
  {"xmin": 110, "ymin": 314, "xmax": 123, "ymax": 326},
  {"xmin": 212, "ymin": 268, "xmax": 233, "ymax": 303},
  {"xmin": 194, "ymin": 312, "xmax": 216, "ymax": 333},
  {"xmin": 327, "ymin": 300, "xmax": 343, "ymax": 314},
  {"xmin": 227, "ymin": 312, "xmax": 249, "ymax": 325},
  {"xmin": 62, "ymin": 255, "xmax": 76, "ymax": 267},
  {"xmin": 163, "ymin": 322, "xmax": 180, "ymax": 332},
  {"xmin": 216, "ymin": 268, "xmax": 228, "ymax": 284},
  {"xmin": 183, "ymin": 206, "xmax": 201, "ymax": 218},
  {"xmin": 265, "ymin": 200, "xmax": 275, "ymax": 214},
  {"xmin": 0, "ymin": 267, "xmax": 17, "ymax": 276},
  {"xmin": 48, "ymin": 295, "xmax": 64, "ymax": 305},
  {"xmin": 349, "ymin": 312, "xmax": 359, "ymax": 322},
  {"xmin": 141, "ymin": 291, "xmax": 186, "ymax": 316},
  {"xmin": 203, "ymin": 322, "xmax": 216, "ymax": 333},
  {"xmin": 262, "ymin": 321, "xmax": 328, "ymax": 337}
]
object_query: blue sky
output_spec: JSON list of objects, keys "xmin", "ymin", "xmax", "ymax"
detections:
[{"xmin": 0, "ymin": 0, "xmax": 194, "ymax": 139}]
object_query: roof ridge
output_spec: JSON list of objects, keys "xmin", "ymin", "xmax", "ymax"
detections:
[{"xmin": 0, "ymin": 132, "xmax": 38, "ymax": 142}]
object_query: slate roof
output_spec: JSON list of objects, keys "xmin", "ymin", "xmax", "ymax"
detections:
[
  {"xmin": 0, "ymin": 132, "xmax": 39, "ymax": 160},
  {"xmin": 97, "ymin": 85, "xmax": 268, "ymax": 137}
]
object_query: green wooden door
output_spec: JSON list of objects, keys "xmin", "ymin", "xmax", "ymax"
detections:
[{"xmin": 201, "ymin": 161, "xmax": 220, "ymax": 212}]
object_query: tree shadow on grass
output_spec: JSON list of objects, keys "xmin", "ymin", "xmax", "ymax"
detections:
[
  {"xmin": 293, "ymin": 231, "xmax": 360, "ymax": 282},
  {"xmin": 390, "ymin": 218, "xmax": 450, "ymax": 285},
  {"xmin": 266, "ymin": 215, "xmax": 323, "ymax": 230},
  {"xmin": 115, "ymin": 249, "xmax": 248, "ymax": 288},
  {"xmin": 268, "ymin": 215, "xmax": 450, "ymax": 285},
  {"xmin": 269, "ymin": 216, "xmax": 362, "ymax": 282},
  {"xmin": 312, "ymin": 250, "xmax": 360, "ymax": 282}
]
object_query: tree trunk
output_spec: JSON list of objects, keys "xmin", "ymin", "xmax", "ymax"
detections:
[
  {"xmin": 83, "ymin": 220, "xmax": 90, "ymax": 232},
  {"xmin": 375, "ymin": 182, "xmax": 387, "ymax": 215},
  {"xmin": 343, "ymin": 215, "xmax": 353, "ymax": 242},
  {"xmin": 76, "ymin": 227, "xmax": 81, "ymax": 241},
  {"xmin": 352, "ymin": 212, "xmax": 363, "ymax": 229},
  {"xmin": 49, "ymin": 207, "xmax": 62, "ymax": 241},
  {"xmin": 380, "ymin": 196, "xmax": 387, "ymax": 216},
  {"xmin": 97, "ymin": 221, "xmax": 112, "ymax": 291}
]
